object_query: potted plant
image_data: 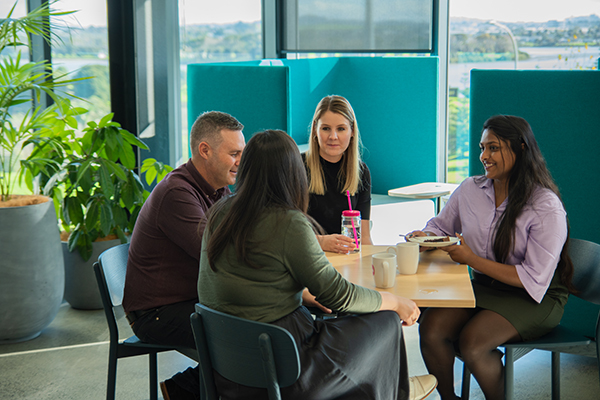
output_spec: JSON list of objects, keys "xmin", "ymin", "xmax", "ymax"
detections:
[
  {"xmin": 38, "ymin": 111, "xmax": 172, "ymax": 309},
  {"xmin": 0, "ymin": 1, "xmax": 84, "ymax": 342}
]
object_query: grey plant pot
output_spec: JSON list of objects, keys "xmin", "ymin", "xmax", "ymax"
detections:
[
  {"xmin": 0, "ymin": 199, "xmax": 65, "ymax": 343},
  {"xmin": 62, "ymin": 238, "xmax": 123, "ymax": 310}
]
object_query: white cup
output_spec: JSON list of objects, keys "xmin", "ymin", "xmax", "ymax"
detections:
[
  {"xmin": 372, "ymin": 253, "xmax": 397, "ymax": 288},
  {"xmin": 387, "ymin": 242, "xmax": 420, "ymax": 275}
]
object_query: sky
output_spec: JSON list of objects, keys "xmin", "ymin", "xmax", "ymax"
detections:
[
  {"xmin": 450, "ymin": 0, "xmax": 600, "ymax": 23},
  {"xmin": 1, "ymin": 0, "xmax": 599, "ymax": 27}
]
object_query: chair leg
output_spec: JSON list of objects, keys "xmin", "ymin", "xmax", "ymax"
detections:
[
  {"xmin": 107, "ymin": 347, "xmax": 118, "ymax": 400},
  {"xmin": 551, "ymin": 351, "xmax": 560, "ymax": 400},
  {"xmin": 150, "ymin": 352, "xmax": 158, "ymax": 400},
  {"xmin": 504, "ymin": 348, "xmax": 515, "ymax": 400},
  {"xmin": 258, "ymin": 334, "xmax": 281, "ymax": 400},
  {"xmin": 461, "ymin": 363, "xmax": 471, "ymax": 400}
]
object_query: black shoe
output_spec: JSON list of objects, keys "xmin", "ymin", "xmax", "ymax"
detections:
[{"xmin": 160, "ymin": 379, "xmax": 198, "ymax": 400}]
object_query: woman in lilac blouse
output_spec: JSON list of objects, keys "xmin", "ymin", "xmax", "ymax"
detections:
[{"xmin": 408, "ymin": 115, "xmax": 576, "ymax": 400}]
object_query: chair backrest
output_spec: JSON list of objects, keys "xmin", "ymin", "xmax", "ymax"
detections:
[
  {"xmin": 560, "ymin": 238, "xmax": 600, "ymax": 338},
  {"xmin": 93, "ymin": 243, "xmax": 131, "ymax": 341},
  {"xmin": 569, "ymin": 238, "xmax": 600, "ymax": 304},
  {"xmin": 95, "ymin": 243, "xmax": 131, "ymax": 308},
  {"xmin": 191, "ymin": 303, "xmax": 301, "ymax": 393}
]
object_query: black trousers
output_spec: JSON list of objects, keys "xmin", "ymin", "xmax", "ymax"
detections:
[
  {"xmin": 215, "ymin": 306, "xmax": 409, "ymax": 400},
  {"xmin": 130, "ymin": 299, "xmax": 199, "ymax": 395}
]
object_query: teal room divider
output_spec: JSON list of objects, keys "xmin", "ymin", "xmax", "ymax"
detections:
[
  {"xmin": 187, "ymin": 57, "xmax": 439, "ymax": 195},
  {"xmin": 469, "ymin": 69, "xmax": 600, "ymax": 338},
  {"xmin": 469, "ymin": 69, "xmax": 600, "ymax": 244},
  {"xmin": 187, "ymin": 63, "xmax": 290, "ymax": 143}
]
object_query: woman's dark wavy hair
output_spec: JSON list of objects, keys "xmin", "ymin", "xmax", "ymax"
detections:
[
  {"xmin": 479, "ymin": 115, "xmax": 575, "ymax": 293},
  {"xmin": 204, "ymin": 129, "xmax": 323, "ymax": 271}
]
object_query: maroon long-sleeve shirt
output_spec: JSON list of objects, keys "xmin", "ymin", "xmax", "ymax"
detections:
[{"xmin": 123, "ymin": 159, "xmax": 230, "ymax": 313}]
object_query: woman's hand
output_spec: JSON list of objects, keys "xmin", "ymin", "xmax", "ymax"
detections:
[
  {"xmin": 302, "ymin": 288, "xmax": 332, "ymax": 314},
  {"xmin": 317, "ymin": 234, "xmax": 356, "ymax": 253},
  {"xmin": 441, "ymin": 233, "xmax": 476, "ymax": 265},
  {"xmin": 405, "ymin": 230, "xmax": 434, "ymax": 252},
  {"xmin": 379, "ymin": 292, "xmax": 420, "ymax": 326},
  {"xmin": 406, "ymin": 230, "xmax": 428, "ymax": 239}
]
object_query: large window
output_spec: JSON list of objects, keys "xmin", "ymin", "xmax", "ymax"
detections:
[
  {"xmin": 447, "ymin": 0, "xmax": 600, "ymax": 183},
  {"xmin": 179, "ymin": 0, "xmax": 262, "ymax": 158},
  {"xmin": 51, "ymin": 0, "xmax": 110, "ymax": 123},
  {"xmin": 281, "ymin": 0, "xmax": 433, "ymax": 54}
]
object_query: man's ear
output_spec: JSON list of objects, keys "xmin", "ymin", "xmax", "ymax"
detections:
[{"xmin": 198, "ymin": 142, "xmax": 211, "ymax": 160}]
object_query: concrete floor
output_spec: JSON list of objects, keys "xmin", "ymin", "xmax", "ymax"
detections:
[
  {"xmin": 0, "ymin": 301, "xmax": 597, "ymax": 399},
  {"xmin": 1, "ymin": 196, "xmax": 597, "ymax": 399}
]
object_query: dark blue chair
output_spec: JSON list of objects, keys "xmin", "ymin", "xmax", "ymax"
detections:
[
  {"xmin": 93, "ymin": 243, "xmax": 197, "ymax": 400},
  {"xmin": 190, "ymin": 303, "xmax": 301, "ymax": 400},
  {"xmin": 460, "ymin": 238, "xmax": 600, "ymax": 400}
]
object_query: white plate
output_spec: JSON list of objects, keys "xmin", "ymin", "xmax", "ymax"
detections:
[{"xmin": 407, "ymin": 236, "xmax": 459, "ymax": 247}]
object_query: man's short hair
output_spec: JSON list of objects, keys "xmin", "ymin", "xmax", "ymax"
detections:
[{"xmin": 190, "ymin": 111, "xmax": 244, "ymax": 156}]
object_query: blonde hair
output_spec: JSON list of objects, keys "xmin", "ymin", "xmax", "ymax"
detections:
[{"xmin": 306, "ymin": 95, "xmax": 362, "ymax": 195}]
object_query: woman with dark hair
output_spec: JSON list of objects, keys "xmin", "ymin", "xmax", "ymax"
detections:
[
  {"xmin": 198, "ymin": 130, "xmax": 437, "ymax": 400},
  {"xmin": 408, "ymin": 115, "xmax": 574, "ymax": 400},
  {"xmin": 303, "ymin": 95, "xmax": 373, "ymax": 253}
]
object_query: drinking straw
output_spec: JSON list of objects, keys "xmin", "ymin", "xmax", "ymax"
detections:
[{"xmin": 346, "ymin": 190, "xmax": 359, "ymax": 249}]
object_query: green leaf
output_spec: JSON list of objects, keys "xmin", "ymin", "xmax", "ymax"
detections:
[
  {"xmin": 120, "ymin": 179, "xmax": 134, "ymax": 209},
  {"xmin": 67, "ymin": 227, "xmax": 82, "ymax": 253},
  {"xmin": 115, "ymin": 226, "xmax": 128, "ymax": 243},
  {"xmin": 119, "ymin": 141, "xmax": 136, "ymax": 170},
  {"xmin": 121, "ymin": 129, "xmax": 149, "ymax": 150},
  {"xmin": 112, "ymin": 204, "xmax": 128, "ymax": 229},
  {"xmin": 98, "ymin": 160, "xmax": 114, "ymax": 199},
  {"xmin": 85, "ymin": 197, "xmax": 100, "ymax": 231},
  {"xmin": 144, "ymin": 166, "xmax": 157, "ymax": 185},
  {"xmin": 105, "ymin": 159, "xmax": 127, "ymax": 181},
  {"xmin": 77, "ymin": 232, "xmax": 93, "ymax": 261},
  {"xmin": 99, "ymin": 201, "xmax": 113, "ymax": 237},
  {"xmin": 75, "ymin": 159, "xmax": 93, "ymax": 188},
  {"xmin": 127, "ymin": 205, "xmax": 142, "ymax": 232},
  {"xmin": 65, "ymin": 116, "xmax": 78, "ymax": 129},
  {"xmin": 98, "ymin": 113, "xmax": 115, "ymax": 127},
  {"xmin": 66, "ymin": 196, "xmax": 84, "ymax": 226},
  {"xmin": 43, "ymin": 169, "xmax": 66, "ymax": 196},
  {"xmin": 130, "ymin": 172, "xmax": 145, "ymax": 203},
  {"xmin": 104, "ymin": 126, "xmax": 120, "ymax": 162},
  {"xmin": 51, "ymin": 190, "xmax": 62, "ymax": 220}
]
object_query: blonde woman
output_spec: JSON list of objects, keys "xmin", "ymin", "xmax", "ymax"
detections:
[{"xmin": 303, "ymin": 95, "xmax": 373, "ymax": 253}]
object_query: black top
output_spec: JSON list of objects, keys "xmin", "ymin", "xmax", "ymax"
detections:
[{"xmin": 302, "ymin": 153, "xmax": 371, "ymax": 234}]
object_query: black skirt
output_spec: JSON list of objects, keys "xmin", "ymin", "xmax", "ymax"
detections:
[
  {"xmin": 473, "ymin": 271, "xmax": 568, "ymax": 341},
  {"xmin": 214, "ymin": 306, "xmax": 410, "ymax": 400}
]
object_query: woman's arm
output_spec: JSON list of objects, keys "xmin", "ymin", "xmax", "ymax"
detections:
[
  {"xmin": 379, "ymin": 292, "xmax": 420, "ymax": 326},
  {"xmin": 442, "ymin": 234, "xmax": 523, "ymax": 288}
]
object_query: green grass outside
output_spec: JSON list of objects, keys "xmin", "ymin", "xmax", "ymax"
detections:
[{"xmin": 447, "ymin": 157, "xmax": 469, "ymax": 184}]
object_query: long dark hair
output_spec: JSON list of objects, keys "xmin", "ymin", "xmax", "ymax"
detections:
[
  {"xmin": 480, "ymin": 115, "xmax": 575, "ymax": 292},
  {"xmin": 205, "ymin": 129, "xmax": 320, "ymax": 271}
]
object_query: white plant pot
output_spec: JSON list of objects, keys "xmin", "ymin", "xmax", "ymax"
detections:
[{"xmin": 0, "ymin": 198, "xmax": 65, "ymax": 343}]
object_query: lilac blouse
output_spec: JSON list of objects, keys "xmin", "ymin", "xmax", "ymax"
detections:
[{"xmin": 424, "ymin": 177, "xmax": 567, "ymax": 303}]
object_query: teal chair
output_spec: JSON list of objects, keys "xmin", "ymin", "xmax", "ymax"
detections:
[
  {"xmin": 93, "ymin": 244, "xmax": 198, "ymax": 400},
  {"xmin": 460, "ymin": 238, "xmax": 600, "ymax": 400},
  {"xmin": 190, "ymin": 303, "xmax": 301, "ymax": 400}
]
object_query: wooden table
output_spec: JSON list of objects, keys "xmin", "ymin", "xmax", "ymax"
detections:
[{"xmin": 327, "ymin": 245, "xmax": 475, "ymax": 308}]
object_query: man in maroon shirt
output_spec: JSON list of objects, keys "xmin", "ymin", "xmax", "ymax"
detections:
[{"xmin": 123, "ymin": 111, "xmax": 245, "ymax": 400}]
